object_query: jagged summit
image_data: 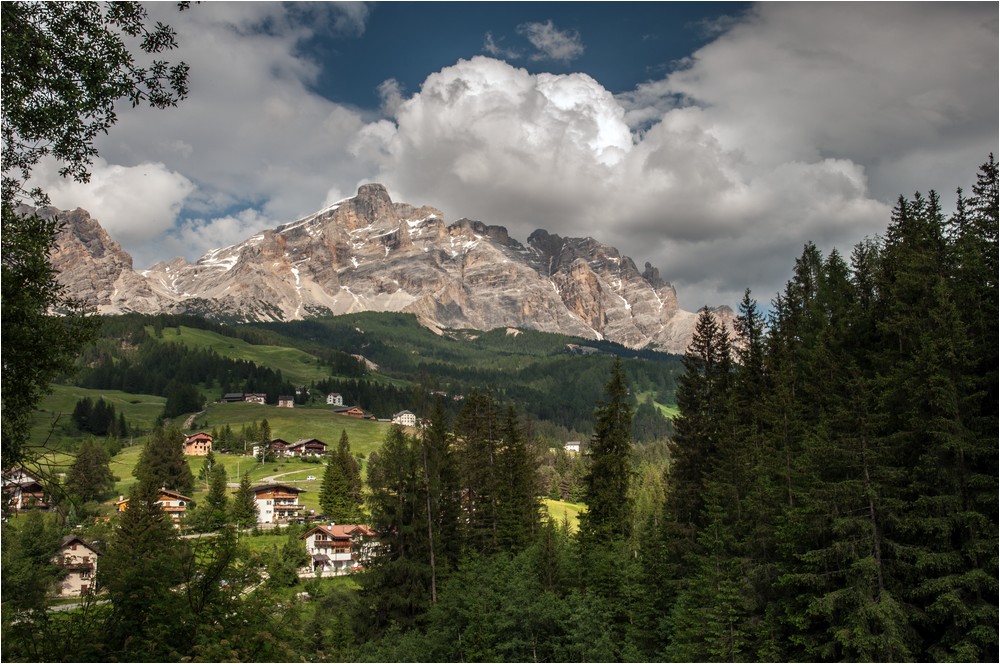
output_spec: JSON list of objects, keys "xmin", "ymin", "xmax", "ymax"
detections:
[{"xmin": 48, "ymin": 184, "xmax": 732, "ymax": 352}]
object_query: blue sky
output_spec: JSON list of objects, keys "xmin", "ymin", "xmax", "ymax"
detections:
[
  {"xmin": 37, "ymin": 2, "xmax": 998, "ymax": 311},
  {"xmin": 304, "ymin": 3, "xmax": 749, "ymax": 108}
]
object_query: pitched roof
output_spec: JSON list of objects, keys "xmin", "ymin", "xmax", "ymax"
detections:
[
  {"xmin": 59, "ymin": 535, "xmax": 101, "ymax": 554},
  {"xmin": 251, "ymin": 483, "xmax": 304, "ymax": 495},
  {"xmin": 302, "ymin": 523, "xmax": 375, "ymax": 540}
]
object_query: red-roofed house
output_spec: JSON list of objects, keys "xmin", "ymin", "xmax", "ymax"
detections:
[
  {"xmin": 302, "ymin": 523, "xmax": 376, "ymax": 575},
  {"xmin": 183, "ymin": 432, "xmax": 213, "ymax": 456}
]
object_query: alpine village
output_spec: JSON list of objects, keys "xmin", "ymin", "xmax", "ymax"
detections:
[{"xmin": 1, "ymin": 3, "xmax": 997, "ymax": 663}]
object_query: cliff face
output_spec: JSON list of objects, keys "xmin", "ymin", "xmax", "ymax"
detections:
[{"xmin": 48, "ymin": 184, "xmax": 733, "ymax": 353}]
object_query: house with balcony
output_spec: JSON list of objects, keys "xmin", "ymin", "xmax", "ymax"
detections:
[
  {"xmin": 245, "ymin": 392, "xmax": 267, "ymax": 405},
  {"xmin": 301, "ymin": 523, "xmax": 376, "ymax": 576},
  {"xmin": 287, "ymin": 438, "xmax": 328, "ymax": 458},
  {"xmin": 277, "ymin": 396, "xmax": 295, "ymax": 408},
  {"xmin": 2, "ymin": 467, "xmax": 49, "ymax": 512},
  {"xmin": 114, "ymin": 488, "xmax": 192, "ymax": 526},
  {"xmin": 326, "ymin": 392, "xmax": 344, "ymax": 406},
  {"xmin": 53, "ymin": 535, "xmax": 100, "ymax": 597},
  {"xmin": 252, "ymin": 483, "xmax": 305, "ymax": 524}
]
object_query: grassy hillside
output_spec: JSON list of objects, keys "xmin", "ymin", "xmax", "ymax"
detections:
[
  {"xmin": 150, "ymin": 325, "xmax": 333, "ymax": 385},
  {"xmin": 186, "ymin": 402, "xmax": 391, "ymax": 457},
  {"xmin": 30, "ymin": 385, "xmax": 167, "ymax": 446}
]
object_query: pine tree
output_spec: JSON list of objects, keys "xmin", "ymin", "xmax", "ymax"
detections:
[
  {"xmin": 455, "ymin": 389, "xmax": 502, "ymax": 553},
  {"xmin": 495, "ymin": 404, "xmax": 541, "ymax": 552},
  {"xmin": 100, "ymin": 477, "xmax": 185, "ymax": 654},
  {"xmin": 231, "ymin": 471, "xmax": 258, "ymax": 529},
  {"xmin": 357, "ymin": 426, "xmax": 432, "ymax": 637},
  {"xmin": 65, "ymin": 437, "xmax": 118, "ymax": 502},
  {"xmin": 319, "ymin": 439, "xmax": 353, "ymax": 522},
  {"xmin": 133, "ymin": 424, "xmax": 194, "ymax": 494},
  {"xmin": 580, "ymin": 357, "xmax": 634, "ymax": 541}
]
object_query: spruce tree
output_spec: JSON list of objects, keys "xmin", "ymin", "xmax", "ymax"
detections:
[
  {"xmin": 580, "ymin": 357, "xmax": 634, "ymax": 541},
  {"xmin": 133, "ymin": 424, "xmax": 194, "ymax": 495},
  {"xmin": 65, "ymin": 437, "xmax": 118, "ymax": 502},
  {"xmin": 231, "ymin": 471, "xmax": 258, "ymax": 529},
  {"xmin": 100, "ymin": 477, "xmax": 185, "ymax": 654}
]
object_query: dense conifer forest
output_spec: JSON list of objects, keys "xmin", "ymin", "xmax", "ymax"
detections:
[{"xmin": 2, "ymin": 157, "xmax": 996, "ymax": 662}]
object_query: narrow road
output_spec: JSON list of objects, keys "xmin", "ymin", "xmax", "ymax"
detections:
[{"xmin": 182, "ymin": 409, "xmax": 206, "ymax": 430}]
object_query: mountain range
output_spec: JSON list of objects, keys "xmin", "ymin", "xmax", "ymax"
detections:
[{"xmin": 46, "ymin": 183, "xmax": 733, "ymax": 353}]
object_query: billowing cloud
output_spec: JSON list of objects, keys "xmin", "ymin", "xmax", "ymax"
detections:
[
  {"xmin": 34, "ymin": 157, "xmax": 195, "ymax": 253},
  {"xmin": 362, "ymin": 56, "xmax": 892, "ymax": 309},
  {"xmin": 517, "ymin": 20, "xmax": 585, "ymax": 62}
]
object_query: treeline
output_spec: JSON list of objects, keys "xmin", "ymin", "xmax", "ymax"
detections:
[
  {"xmin": 71, "ymin": 397, "xmax": 130, "ymax": 439},
  {"xmin": 76, "ymin": 328, "xmax": 299, "ymax": 405},
  {"xmin": 650, "ymin": 157, "xmax": 999, "ymax": 660}
]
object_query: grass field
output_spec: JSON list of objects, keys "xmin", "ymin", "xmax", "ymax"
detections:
[
  {"xmin": 192, "ymin": 402, "xmax": 392, "ymax": 458},
  {"xmin": 635, "ymin": 390, "xmax": 680, "ymax": 421},
  {"xmin": 542, "ymin": 499, "xmax": 585, "ymax": 532},
  {"xmin": 151, "ymin": 325, "xmax": 333, "ymax": 385},
  {"xmin": 29, "ymin": 385, "xmax": 167, "ymax": 446}
]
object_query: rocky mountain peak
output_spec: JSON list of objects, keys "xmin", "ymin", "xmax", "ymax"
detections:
[{"xmin": 50, "ymin": 184, "xmax": 735, "ymax": 353}]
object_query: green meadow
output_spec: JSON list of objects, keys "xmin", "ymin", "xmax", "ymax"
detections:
[{"xmin": 149, "ymin": 325, "xmax": 333, "ymax": 385}]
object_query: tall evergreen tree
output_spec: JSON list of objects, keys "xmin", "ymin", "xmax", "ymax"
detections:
[
  {"xmin": 231, "ymin": 471, "xmax": 258, "ymax": 529},
  {"xmin": 495, "ymin": 405, "xmax": 541, "ymax": 552},
  {"xmin": 133, "ymin": 424, "xmax": 194, "ymax": 495},
  {"xmin": 65, "ymin": 437, "xmax": 118, "ymax": 502},
  {"xmin": 357, "ymin": 426, "xmax": 431, "ymax": 637},
  {"xmin": 99, "ymin": 477, "xmax": 186, "ymax": 656}
]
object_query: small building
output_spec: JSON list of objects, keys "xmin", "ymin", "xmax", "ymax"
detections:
[
  {"xmin": 182, "ymin": 432, "xmax": 213, "ymax": 456},
  {"xmin": 333, "ymin": 406, "xmax": 366, "ymax": 418},
  {"xmin": 53, "ymin": 536, "xmax": 100, "ymax": 597},
  {"xmin": 302, "ymin": 524, "xmax": 376, "ymax": 575},
  {"xmin": 564, "ymin": 441, "xmax": 581, "ymax": 454},
  {"xmin": 277, "ymin": 396, "xmax": 295, "ymax": 408},
  {"xmin": 222, "ymin": 392, "xmax": 245, "ymax": 403},
  {"xmin": 326, "ymin": 393, "xmax": 344, "ymax": 406},
  {"xmin": 252, "ymin": 483, "xmax": 305, "ymax": 524},
  {"xmin": 245, "ymin": 393, "xmax": 267, "ymax": 405},
  {"xmin": 392, "ymin": 410, "xmax": 417, "ymax": 427},
  {"xmin": 114, "ymin": 488, "xmax": 192, "ymax": 526}
]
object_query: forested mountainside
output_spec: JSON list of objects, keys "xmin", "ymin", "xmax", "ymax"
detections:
[{"xmin": 63, "ymin": 311, "xmax": 683, "ymax": 437}]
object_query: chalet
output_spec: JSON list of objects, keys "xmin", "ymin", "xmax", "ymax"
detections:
[
  {"xmin": 251, "ymin": 484, "xmax": 305, "ymax": 524},
  {"xmin": 183, "ymin": 432, "xmax": 213, "ymax": 456},
  {"xmin": 114, "ymin": 488, "xmax": 192, "ymax": 526},
  {"xmin": 278, "ymin": 396, "xmax": 295, "ymax": 408},
  {"xmin": 392, "ymin": 410, "xmax": 417, "ymax": 427},
  {"xmin": 287, "ymin": 439, "xmax": 328, "ymax": 458},
  {"xmin": 302, "ymin": 524, "xmax": 376, "ymax": 575},
  {"xmin": 564, "ymin": 441, "xmax": 581, "ymax": 454},
  {"xmin": 2, "ymin": 468, "xmax": 48, "ymax": 512},
  {"xmin": 245, "ymin": 393, "xmax": 267, "ymax": 405},
  {"xmin": 222, "ymin": 392, "xmax": 245, "ymax": 403},
  {"xmin": 333, "ymin": 406, "xmax": 366, "ymax": 418},
  {"xmin": 53, "ymin": 536, "xmax": 100, "ymax": 597},
  {"xmin": 326, "ymin": 393, "xmax": 344, "ymax": 406}
]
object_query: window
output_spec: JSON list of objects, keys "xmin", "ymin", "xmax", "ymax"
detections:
[{"xmin": 81, "ymin": 570, "xmax": 91, "ymax": 579}]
